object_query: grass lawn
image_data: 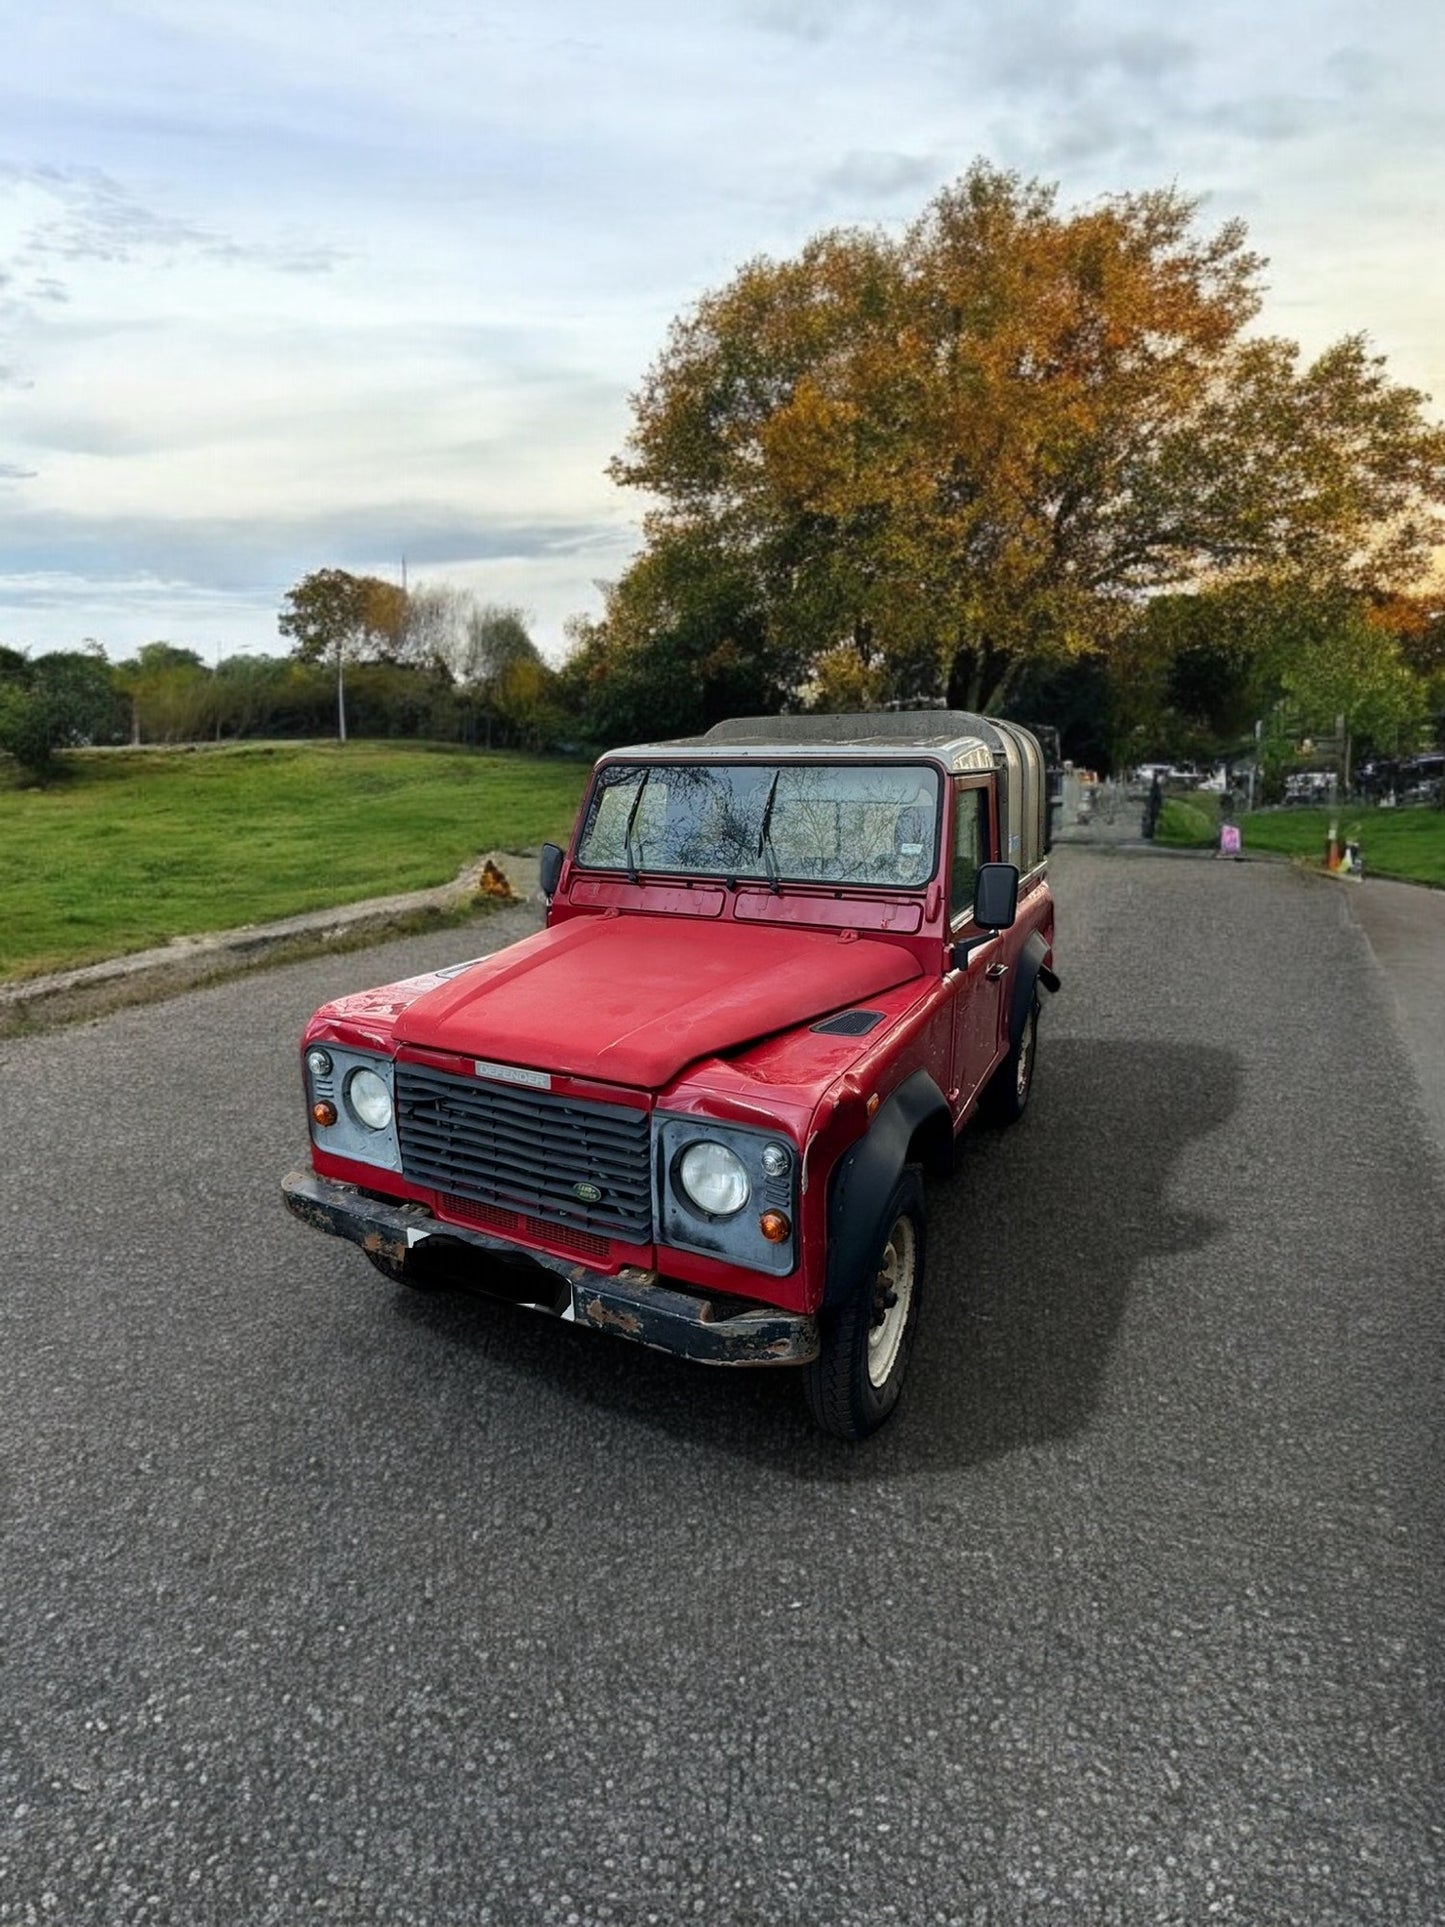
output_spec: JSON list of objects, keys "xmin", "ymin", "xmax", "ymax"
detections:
[
  {"xmin": 0, "ymin": 741, "xmax": 590, "ymax": 979},
  {"xmin": 1157, "ymin": 794, "xmax": 1445, "ymax": 886},
  {"xmin": 1155, "ymin": 797, "xmax": 1220, "ymax": 849}
]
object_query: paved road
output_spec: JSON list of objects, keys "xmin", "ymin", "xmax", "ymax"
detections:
[
  {"xmin": 1351, "ymin": 874, "xmax": 1445, "ymax": 1158},
  {"xmin": 2, "ymin": 852, "xmax": 1440, "ymax": 1926}
]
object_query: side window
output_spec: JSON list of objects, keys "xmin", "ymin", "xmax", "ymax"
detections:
[{"xmin": 951, "ymin": 784, "xmax": 990, "ymax": 923}]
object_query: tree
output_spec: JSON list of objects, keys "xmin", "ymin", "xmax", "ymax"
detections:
[
  {"xmin": 278, "ymin": 569, "xmax": 411, "ymax": 741},
  {"xmin": 1279, "ymin": 611, "xmax": 1428, "ymax": 781},
  {"xmin": 1109, "ymin": 583, "xmax": 1292, "ymax": 761},
  {"xmin": 401, "ymin": 584, "xmax": 471, "ymax": 676},
  {"xmin": 559, "ymin": 535, "xmax": 793, "ymax": 746},
  {"xmin": 0, "ymin": 650, "xmax": 126, "ymax": 779},
  {"xmin": 606, "ymin": 161, "xmax": 1445, "ymax": 715},
  {"xmin": 113, "ymin": 642, "xmax": 213, "ymax": 743},
  {"xmin": 1366, "ymin": 592, "xmax": 1445, "ymax": 732},
  {"xmin": 457, "ymin": 603, "xmax": 548, "ymax": 748}
]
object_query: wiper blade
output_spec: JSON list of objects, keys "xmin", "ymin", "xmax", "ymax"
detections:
[
  {"xmin": 621, "ymin": 769, "xmax": 650, "ymax": 885},
  {"xmin": 757, "ymin": 769, "xmax": 782, "ymax": 895}
]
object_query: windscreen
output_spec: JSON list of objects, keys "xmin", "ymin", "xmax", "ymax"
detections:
[{"xmin": 575, "ymin": 762, "xmax": 942, "ymax": 889}]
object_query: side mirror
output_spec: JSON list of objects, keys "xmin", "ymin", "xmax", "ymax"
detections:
[
  {"xmin": 538, "ymin": 842, "xmax": 564, "ymax": 899},
  {"xmin": 972, "ymin": 862, "xmax": 1018, "ymax": 931}
]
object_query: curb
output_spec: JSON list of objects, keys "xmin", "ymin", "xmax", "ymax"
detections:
[{"xmin": 0, "ymin": 850, "xmax": 544, "ymax": 1038}]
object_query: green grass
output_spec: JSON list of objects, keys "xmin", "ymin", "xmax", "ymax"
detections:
[
  {"xmin": 1155, "ymin": 797, "xmax": 1220, "ymax": 849},
  {"xmin": 1156, "ymin": 793, "xmax": 1445, "ymax": 885},
  {"xmin": 1232, "ymin": 802, "xmax": 1445, "ymax": 886},
  {"xmin": 0, "ymin": 741, "xmax": 590, "ymax": 978}
]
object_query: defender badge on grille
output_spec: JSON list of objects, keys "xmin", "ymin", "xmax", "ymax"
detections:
[
  {"xmin": 572, "ymin": 1182, "xmax": 603, "ymax": 1204},
  {"xmin": 473, "ymin": 1058, "xmax": 551, "ymax": 1090}
]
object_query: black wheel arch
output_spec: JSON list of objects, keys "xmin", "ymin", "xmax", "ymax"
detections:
[
  {"xmin": 1008, "ymin": 931, "xmax": 1059, "ymax": 1049},
  {"xmin": 824, "ymin": 1069, "xmax": 948, "ymax": 1309}
]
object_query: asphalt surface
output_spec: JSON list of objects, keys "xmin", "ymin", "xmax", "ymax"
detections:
[
  {"xmin": 2, "ymin": 852, "xmax": 1441, "ymax": 1926},
  {"xmin": 1351, "ymin": 874, "xmax": 1445, "ymax": 1158}
]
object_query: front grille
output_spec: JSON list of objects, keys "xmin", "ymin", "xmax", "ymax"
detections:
[
  {"xmin": 396, "ymin": 1063, "xmax": 652, "ymax": 1244},
  {"xmin": 438, "ymin": 1193, "xmax": 612, "ymax": 1264}
]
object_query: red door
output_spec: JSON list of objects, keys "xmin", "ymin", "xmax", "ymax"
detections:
[{"xmin": 947, "ymin": 779, "xmax": 1009, "ymax": 1112}]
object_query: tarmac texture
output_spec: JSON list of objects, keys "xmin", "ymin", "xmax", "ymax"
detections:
[{"xmin": 0, "ymin": 843, "xmax": 1441, "ymax": 1925}]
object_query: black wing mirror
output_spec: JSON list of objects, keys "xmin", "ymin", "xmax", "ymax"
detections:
[
  {"xmin": 972, "ymin": 862, "xmax": 1019, "ymax": 930},
  {"xmin": 539, "ymin": 842, "xmax": 564, "ymax": 899}
]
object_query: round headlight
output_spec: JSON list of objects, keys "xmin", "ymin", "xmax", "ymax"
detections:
[
  {"xmin": 347, "ymin": 1067, "xmax": 393, "ymax": 1132},
  {"xmin": 678, "ymin": 1141, "xmax": 750, "ymax": 1217}
]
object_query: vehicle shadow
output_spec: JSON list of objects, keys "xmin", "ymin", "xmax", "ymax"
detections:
[
  {"xmin": 888, "ymin": 1035, "xmax": 1241, "ymax": 1478},
  {"xmin": 389, "ymin": 1037, "xmax": 1241, "ymax": 1480}
]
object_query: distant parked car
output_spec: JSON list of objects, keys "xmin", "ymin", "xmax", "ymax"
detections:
[
  {"xmin": 1285, "ymin": 771, "xmax": 1335, "ymax": 804},
  {"xmin": 1400, "ymin": 754, "xmax": 1443, "ymax": 804}
]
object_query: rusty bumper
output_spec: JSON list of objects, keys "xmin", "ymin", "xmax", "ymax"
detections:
[{"xmin": 281, "ymin": 1170, "xmax": 818, "ymax": 1367}]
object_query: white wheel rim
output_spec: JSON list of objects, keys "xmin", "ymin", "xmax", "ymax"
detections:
[
  {"xmin": 867, "ymin": 1214, "xmax": 916, "ymax": 1389},
  {"xmin": 1016, "ymin": 1010, "xmax": 1035, "ymax": 1102}
]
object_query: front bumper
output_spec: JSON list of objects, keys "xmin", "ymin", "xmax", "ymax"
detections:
[{"xmin": 281, "ymin": 1170, "xmax": 818, "ymax": 1367}]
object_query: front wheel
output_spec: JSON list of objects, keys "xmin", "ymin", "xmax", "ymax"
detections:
[
  {"xmin": 980, "ymin": 994, "xmax": 1038, "ymax": 1126},
  {"xmin": 803, "ymin": 1168, "xmax": 926, "ymax": 1441}
]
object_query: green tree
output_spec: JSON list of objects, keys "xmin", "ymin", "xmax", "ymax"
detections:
[
  {"xmin": 1109, "ymin": 578, "xmax": 1438, "ymax": 772},
  {"xmin": 114, "ymin": 642, "xmax": 213, "ymax": 743},
  {"xmin": 607, "ymin": 161, "xmax": 1445, "ymax": 715},
  {"xmin": 210, "ymin": 653, "xmax": 329, "ymax": 738},
  {"xmin": 456, "ymin": 603, "xmax": 553, "ymax": 748},
  {"xmin": 1279, "ymin": 611, "xmax": 1429, "ymax": 781},
  {"xmin": 559, "ymin": 535, "xmax": 793, "ymax": 746},
  {"xmin": 1110, "ymin": 584, "xmax": 1282, "ymax": 760},
  {"xmin": 0, "ymin": 650, "xmax": 126, "ymax": 779},
  {"xmin": 278, "ymin": 569, "xmax": 411, "ymax": 741}
]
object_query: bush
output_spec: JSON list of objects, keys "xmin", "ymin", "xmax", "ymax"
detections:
[{"xmin": 0, "ymin": 652, "xmax": 127, "ymax": 779}]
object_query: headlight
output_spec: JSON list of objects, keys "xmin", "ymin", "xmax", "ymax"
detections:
[
  {"xmin": 677, "ymin": 1141, "xmax": 750, "ymax": 1217},
  {"xmin": 347, "ymin": 1067, "xmax": 394, "ymax": 1132}
]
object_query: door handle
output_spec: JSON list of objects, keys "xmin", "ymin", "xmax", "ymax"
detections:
[{"xmin": 985, "ymin": 961, "xmax": 1009, "ymax": 980}]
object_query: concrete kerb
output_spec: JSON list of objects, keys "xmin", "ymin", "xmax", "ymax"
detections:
[{"xmin": 0, "ymin": 850, "xmax": 545, "ymax": 1037}]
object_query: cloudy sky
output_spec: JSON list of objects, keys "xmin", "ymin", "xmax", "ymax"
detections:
[{"xmin": 3, "ymin": 0, "xmax": 1442, "ymax": 663}]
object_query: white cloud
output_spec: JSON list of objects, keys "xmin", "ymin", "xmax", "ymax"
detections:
[{"xmin": 1, "ymin": 0, "xmax": 1441, "ymax": 660}]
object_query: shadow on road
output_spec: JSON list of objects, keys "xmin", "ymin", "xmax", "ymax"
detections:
[
  {"xmin": 897, "ymin": 1035, "xmax": 1241, "ymax": 1474},
  {"xmin": 388, "ymin": 1037, "xmax": 1242, "ymax": 1479}
]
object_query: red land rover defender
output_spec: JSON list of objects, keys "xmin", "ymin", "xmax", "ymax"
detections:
[{"xmin": 282, "ymin": 713, "xmax": 1059, "ymax": 1437}]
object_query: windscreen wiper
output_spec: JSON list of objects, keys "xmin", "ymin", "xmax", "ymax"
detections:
[
  {"xmin": 621, "ymin": 769, "xmax": 650, "ymax": 885},
  {"xmin": 757, "ymin": 769, "xmax": 782, "ymax": 894}
]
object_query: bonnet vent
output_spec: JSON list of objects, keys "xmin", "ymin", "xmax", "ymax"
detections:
[{"xmin": 811, "ymin": 1009, "xmax": 885, "ymax": 1037}]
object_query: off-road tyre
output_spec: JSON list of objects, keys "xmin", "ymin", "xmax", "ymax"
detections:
[
  {"xmin": 803, "ymin": 1167, "xmax": 926, "ymax": 1441},
  {"xmin": 981, "ymin": 993, "xmax": 1038, "ymax": 1127}
]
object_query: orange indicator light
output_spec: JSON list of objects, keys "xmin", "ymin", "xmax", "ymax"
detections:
[
  {"xmin": 866, "ymin": 1092, "xmax": 880, "ymax": 1119},
  {"xmin": 759, "ymin": 1211, "xmax": 791, "ymax": 1243},
  {"xmin": 312, "ymin": 1100, "xmax": 338, "ymax": 1127}
]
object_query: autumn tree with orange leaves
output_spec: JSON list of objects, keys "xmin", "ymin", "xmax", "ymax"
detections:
[{"xmin": 589, "ymin": 162, "xmax": 1445, "ymax": 724}]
